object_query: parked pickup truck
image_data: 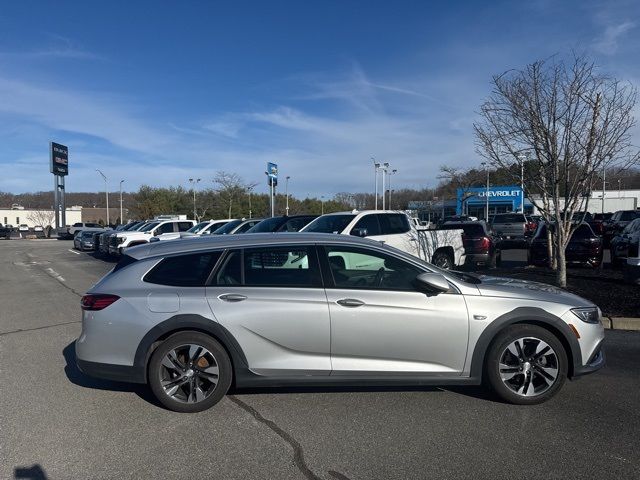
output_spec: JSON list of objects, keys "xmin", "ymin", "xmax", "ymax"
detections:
[
  {"xmin": 110, "ymin": 219, "xmax": 195, "ymax": 255},
  {"xmin": 490, "ymin": 213, "xmax": 535, "ymax": 240},
  {"xmin": 301, "ymin": 210, "xmax": 465, "ymax": 269}
]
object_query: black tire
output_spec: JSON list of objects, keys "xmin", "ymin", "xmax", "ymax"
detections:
[
  {"xmin": 148, "ymin": 331, "xmax": 232, "ymax": 413},
  {"xmin": 432, "ymin": 250, "xmax": 454, "ymax": 270},
  {"xmin": 485, "ymin": 324, "xmax": 567, "ymax": 405}
]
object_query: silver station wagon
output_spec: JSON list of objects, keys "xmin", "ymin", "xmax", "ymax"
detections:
[{"xmin": 75, "ymin": 233, "xmax": 605, "ymax": 412}]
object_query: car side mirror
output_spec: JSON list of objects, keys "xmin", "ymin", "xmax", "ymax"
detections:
[
  {"xmin": 414, "ymin": 272, "xmax": 450, "ymax": 294},
  {"xmin": 350, "ymin": 227, "xmax": 368, "ymax": 237}
]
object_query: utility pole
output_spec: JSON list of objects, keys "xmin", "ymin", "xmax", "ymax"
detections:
[
  {"xmin": 388, "ymin": 169, "xmax": 397, "ymax": 209},
  {"xmin": 188, "ymin": 178, "xmax": 201, "ymax": 221},
  {"xmin": 248, "ymin": 186, "xmax": 253, "ymax": 219},
  {"xmin": 381, "ymin": 162, "xmax": 389, "ymax": 210},
  {"xmin": 285, "ymin": 176, "xmax": 290, "ymax": 216},
  {"xmin": 96, "ymin": 169, "xmax": 109, "ymax": 226},
  {"xmin": 602, "ymin": 164, "xmax": 606, "ymax": 214},
  {"xmin": 321, "ymin": 195, "xmax": 325, "ymax": 215},
  {"xmin": 481, "ymin": 162, "xmax": 489, "ymax": 222},
  {"xmin": 119, "ymin": 179, "xmax": 125, "ymax": 224},
  {"xmin": 372, "ymin": 157, "xmax": 380, "ymax": 210}
]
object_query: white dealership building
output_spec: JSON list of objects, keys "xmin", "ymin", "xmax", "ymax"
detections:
[{"xmin": 0, "ymin": 205, "xmax": 82, "ymax": 228}]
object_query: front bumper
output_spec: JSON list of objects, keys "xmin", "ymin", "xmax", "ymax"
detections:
[{"xmin": 573, "ymin": 339, "xmax": 606, "ymax": 377}]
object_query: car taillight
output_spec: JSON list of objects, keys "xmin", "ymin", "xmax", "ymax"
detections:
[
  {"xmin": 81, "ymin": 294, "xmax": 120, "ymax": 311},
  {"xmin": 480, "ymin": 236, "xmax": 491, "ymax": 250}
]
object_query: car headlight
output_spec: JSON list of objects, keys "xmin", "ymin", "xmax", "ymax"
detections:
[{"xmin": 571, "ymin": 307, "xmax": 600, "ymax": 324}]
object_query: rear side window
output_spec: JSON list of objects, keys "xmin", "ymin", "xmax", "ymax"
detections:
[
  {"xmin": 213, "ymin": 247, "xmax": 320, "ymax": 287},
  {"xmin": 378, "ymin": 214, "xmax": 410, "ymax": 234},
  {"xmin": 144, "ymin": 251, "xmax": 222, "ymax": 286},
  {"xmin": 178, "ymin": 222, "xmax": 194, "ymax": 231},
  {"xmin": 235, "ymin": 221, "xmax": 259, "ymax": 233},
  {"xmin": 155, "ymin": 222, "xmax": 175, "ymax": 234}
]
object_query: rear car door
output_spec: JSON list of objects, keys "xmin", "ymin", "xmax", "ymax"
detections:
[
  {"xmin": 321, "ymin": 245, "xmax": 469, "ymax": 374},
  {"xmin": 205, "ymin": 244, "xmax": 331, "ymax": 375}
]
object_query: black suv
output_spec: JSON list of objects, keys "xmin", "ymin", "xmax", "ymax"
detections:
[{"xmin": 439, "ymin": 221, "xmax": 501, "ymax": 268}]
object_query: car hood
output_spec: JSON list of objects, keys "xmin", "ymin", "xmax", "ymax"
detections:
[
  {"xmin": 116, "ymin": 231, "xmax": 149, "ymax": 238},
  {"xmin": 476, "ymin": 275, "xmax": 593, "ymax": 307}
]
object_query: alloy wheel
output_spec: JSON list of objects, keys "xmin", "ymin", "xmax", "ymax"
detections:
[
  {"xmin": 498, "ymin": 336, "xmax": 559, "ymax": 397},
  {"xmin": 159, "ymin": 344, "xmax": 220, "ymax": 404}
]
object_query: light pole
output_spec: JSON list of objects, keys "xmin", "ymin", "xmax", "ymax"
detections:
[
  {"xmin": 188, "ymin": 178, "xmax": 201, "ymax": 220},
  {"xmin": 119, "ymin": 179, "xmax": 125, "ymax": 224},
  {"xmin": 618, "ymin": 179, "xmax": 621, "ymax": 198},
  {"xmin": 248, "ymin": 185, "xmax": 254, "ymax": 219},
  {"xmin": 381, "ymin": 162, "xmax": 389, "ymax": 210},
  {"xmin": 285, "ymin": 176, "xmax": 290, "ymax": 216},
  {"xmin": 265, "ymin": 172, "xmax": 275, "ymax": 217},
  {"xmin": 481, "ymin": 162, "xmax": 489, "ymax": 222},
  {"xmin": 602, "ymin": 163, "xmax": 606, "ymax": 214},
  {"xmin": 96, "ymin": 169, "xmax": 109, "ymax": 226},
  {"xmin": 321, "ymin": 195, "xmax": 325, "ymax": 215},
  {"xmin": 372, "ymin": 157, "xmax": 380, "ymax": 210},
  {"xmin": 388, "ymin": 169, "xmax": 397, "ymax": 209}
]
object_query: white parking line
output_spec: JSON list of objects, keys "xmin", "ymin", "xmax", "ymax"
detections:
[
  {"xmin": 68, "ymin": 249, "xmax": 80, "ymax": 255},
  {"xmin": 45, "ymin": 267, "xmax": 66, "ymax": 282}
]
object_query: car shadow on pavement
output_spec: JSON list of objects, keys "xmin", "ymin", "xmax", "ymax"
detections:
[
  {"xmin": 62, "ymin": 342, "xmax": 162, "ymax": 408},
  {"xmin": 14, "ymin": 464, "xmax": 48, "ymax": 479},
  {"xmin": 62, "ymin": 342, "xmax": 499, "ymax": 408}
]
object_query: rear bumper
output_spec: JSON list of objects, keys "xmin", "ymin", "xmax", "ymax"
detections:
[
  {"xmin": 465, "ymin": 253, "xmax": 491, "ymax": 265},
  {"xmin": 76, "ymin": 357, "xmax": 146, "ymax": 384}
]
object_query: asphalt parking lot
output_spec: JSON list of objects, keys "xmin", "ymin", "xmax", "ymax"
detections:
[{"xmin": 1, "ymin": 240, "xmax": 639, "ymax": 479}]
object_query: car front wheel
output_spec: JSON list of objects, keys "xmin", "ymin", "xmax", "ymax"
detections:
[
  {"xmin": 432, "ymin": 251, "xmax": 454, "ymax": 269},
  {"xmin": 148, "ymin": 332, "xmax": 232, "ymax": 412},
  {"xmin": 485, "ymin": 324, "xmax": 567, "ymax": 405}
]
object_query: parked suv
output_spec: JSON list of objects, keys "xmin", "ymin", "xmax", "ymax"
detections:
[
  {"xmin": 490, "ymin": 213, "xmax": 530, "ymax": 240},
  {"xmin": 440, "ymin": 221, "xmax": 501, "ymax": 268},
  {"xmin": 110, "ymin": 219, "xmax": 195, "ymax": 255},
  {"xmin": 151, "ymin": 219, "xmax": 232, "ymax": 243},
  {"xmin": 610, "ymin": 218, "xmax": 640, "ymax": 267},
  {"xmin": 76, "ymin": 233, "xmax": 605, "ymax": 412},
  {"xmin": 529, "ymin": 223, "xmax": 603, "ymax": 268},
  {"xmin": 603, "ymin": 210, "xmax": 640, "ymax": 246},
  {"xmin": 69, "ymin": 222, "xmax": 103, "ymax": 236}
]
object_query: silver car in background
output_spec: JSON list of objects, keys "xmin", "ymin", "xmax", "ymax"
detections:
[{"xmin": 75, "ymin": 233, "xmax": 604, "ymax": 412}]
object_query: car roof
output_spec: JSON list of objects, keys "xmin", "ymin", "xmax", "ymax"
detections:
[{"xmin": 126, "ymin": 232, "xmax": 388, "ymax": 260}]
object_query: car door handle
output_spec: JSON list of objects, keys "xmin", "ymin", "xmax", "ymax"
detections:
[
  {"xmin": 218, "ymin": 293, "xmax": 247, "ymax": 302},
  {"xmin": 337, "ymin": 298, "xmax": 364, "ymax": 308}
]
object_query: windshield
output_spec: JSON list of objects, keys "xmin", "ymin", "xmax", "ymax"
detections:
[
  {"xmin": 187, "ymin": 221, "xmax": 210, "ymax": 234},
  {"xmin": 303, "ymin": 214, "xmax": 356, "ymax": 233},
  {"xmin": 620, "ymin": 211, "xmax": 640, "ymax": 222},
  {"xmin": 246, "ymin": 217, "xmax": 284, "ymax": 233},
  {"xmin": 140, "ymin": 222, "xmax": 160, "ymax": 232},
  {"xmin": 212, "ymin": 219, "xmax": 243, "ymax": 234}
]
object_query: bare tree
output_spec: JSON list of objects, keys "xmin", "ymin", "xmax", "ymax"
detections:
[
  {"xmin": 475, "ymin": 54, "xmax": 639, "ymax": 286},
  {"xmin": 213, "ymin": 171, "xmax": 252, "ymax": 219},
  {"xmin": 26, "ymin": 210, "xmax": 55, "ymax": 237},
  {"xmin": 438, "ymin": 166, "xmax": 485, "ymax": 216}
]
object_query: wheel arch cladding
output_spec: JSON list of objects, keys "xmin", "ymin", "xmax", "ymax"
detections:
[
  {"xmin": 133, "ymin": 314, "xmax": 248, "ymax": 383},
  {"xmin": 469, "ymin": 307, "xmax": 580, "ymax": 379}
]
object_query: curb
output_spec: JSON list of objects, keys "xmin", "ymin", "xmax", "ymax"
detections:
[{"xmin": 602, "ymin": 317, "xmax": 640, "ymax": 331}]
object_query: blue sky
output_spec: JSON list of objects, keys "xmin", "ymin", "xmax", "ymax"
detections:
[{"xmin": 1, "ymin": 0, "xmax": 639, "ymax": 196}]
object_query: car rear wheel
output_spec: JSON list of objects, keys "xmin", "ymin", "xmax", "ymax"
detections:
[
  {"xmin": 148, "ymin": 332, "xmax": 232, "ymax": 412},
  {"xmin": 485, "ymin": 324, "xmax": 567, "ymax": 405},
  {"xmin": 432, "ymin": 250, "xmax": 453, "ymax": 269}
]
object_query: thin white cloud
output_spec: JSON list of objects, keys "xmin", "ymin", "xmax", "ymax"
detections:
[{"xmin": 593, "ymin": 21, "xmax": 636, "ymax": 55}]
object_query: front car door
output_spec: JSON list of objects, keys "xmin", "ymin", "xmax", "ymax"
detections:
[
  {"xmin": 205, "ymin": 244, "xmax": 331, "ymax": 375},
  {"xmin": 321, "ymin": 244, "xmax": 469, "ymax": 375}
]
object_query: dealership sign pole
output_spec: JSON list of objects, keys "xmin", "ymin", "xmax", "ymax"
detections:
[{"xmin": 50, "ymin": 142, "xmax": 69, "ymax": 231}]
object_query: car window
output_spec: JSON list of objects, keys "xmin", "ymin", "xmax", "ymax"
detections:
[
  {"xmin": 234, "ymin": 221, "xmax": 260, "ymax": 233},
  {"xmin": 155, "ymin": 222, "xmax": 175, "ymax": 234},
  {"xmin": 280, "ymin": 217, "xmax": 314, "ymax": 232},
  {"xmin": 302, "ymin": 214, "xmax": 356, "ymax": 233},
  {"xmin": 73, "ymin": 223, "xmax": 83, "ymax": 227},
  {"xmin": 246, "ymin": 217, "xmax": 284, "ymax": 233},
  {"xmin": 323, "ymin": 246, "xmax": 422, "ymax": 291},
  {"xmin": 378, "ymin": 214, "xmax": 410, "ymax": 234},
  {"xmin": 213, "ymin": 219, "xmax": 242, "ymax": 234},
  {"xmin": 187, "ymin": 222, "xmax": 209, "ymax": 233},
  {"xmin": 244, "ymin": 246, "xmax": 319, "ymax": 287},
  {"xmin": 213, "ymin": 251, "xmax": 242, "ymax": 285},
  {"xmin": 620, "ymin": 211, "xmax": 640, "ymax": 222},
  {"xmin": 492, "ymin": 214, "xmax": 526, "ymax": 223},
  {"xmin": 177, "ymin": 222, "xmax": 194, "ymax": 232},
  {"xmin": 352, "ymin": 215, "xmax": 381, "ymax": 236},
  {"xmin": 144, "ymin": 251, "xmax": 222, "ymax": 287},
  {"xmin": 202, "ymin": 221, "xmax": 228, "ymax": 234},
  {"xmin": 571, "ymin": 224, "xmax": 593, "ymax": 239}
]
